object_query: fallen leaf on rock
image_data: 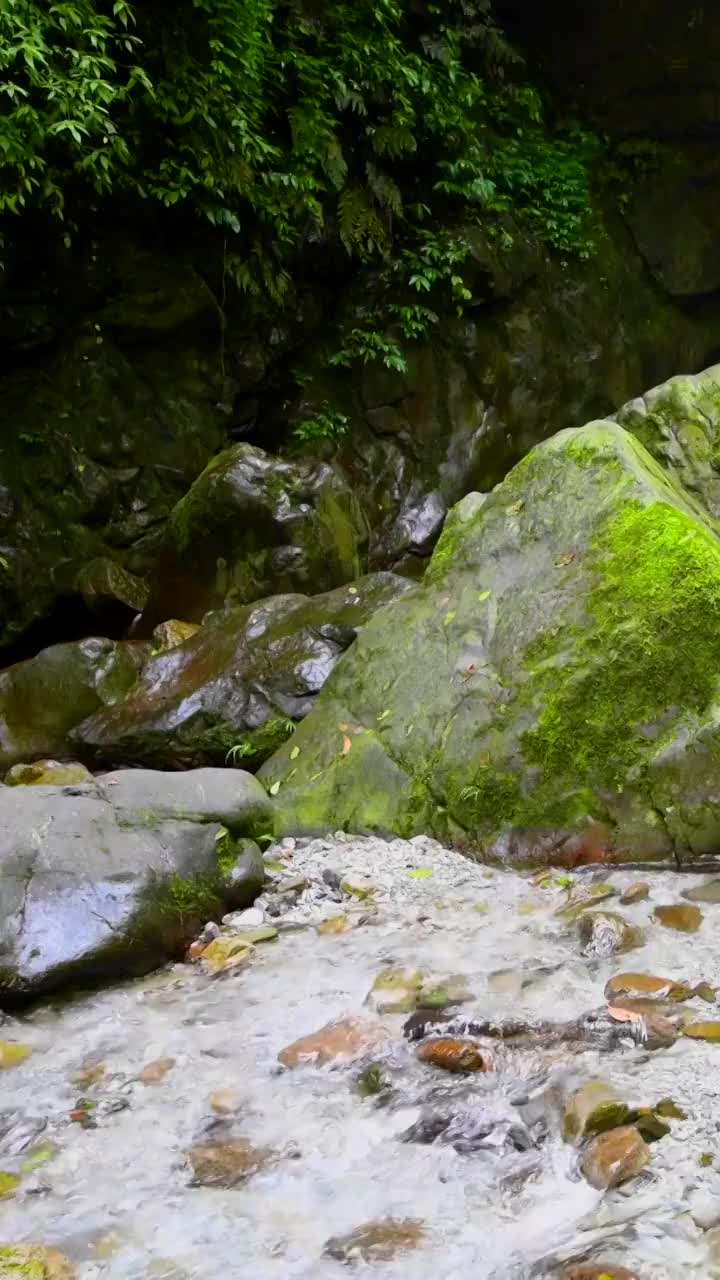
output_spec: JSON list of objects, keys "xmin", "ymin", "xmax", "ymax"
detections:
[
  {"xmin": 408, "ymin": 868, "xmax": 433, "ymax": 879},
  {"xmin": 341, "ymin": 734, "xmax": 352, "ymax": 756},
  {"xmin": 268, "ymin": 781, "xmax": 281, "ymax": 796},
  {"xmin": 290, "ymin": 745, "xmax": 300, "ymax": 760}
]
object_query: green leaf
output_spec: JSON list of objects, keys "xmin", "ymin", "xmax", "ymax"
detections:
[
  {"xmin": 407, "ymin": 868, "xmax": 433, "ymax": 879},
  {"xmin": 290, "ymin": 745, "xmax": 300, "ymax": 760},
  {"xmin": 268, "ymin": 781, "xmax": 281, "ymax": 796}
]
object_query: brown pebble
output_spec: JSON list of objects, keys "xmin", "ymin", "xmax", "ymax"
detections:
[{"xmin": 605, "ymin": 973, "xmax": 693, "ymax": 1002}]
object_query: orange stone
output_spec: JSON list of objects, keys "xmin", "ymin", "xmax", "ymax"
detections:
[
  {"xmin": 416, "ymin": 1037, "xmax": 492, "ymax": 1074},
  {"xmin": 278, "ymin": 1017, "xmax": 387, "ymax": 1068},
  {"xmin": 581, "ymin": 1126, "xmax": 650, "ymax": 1190}
]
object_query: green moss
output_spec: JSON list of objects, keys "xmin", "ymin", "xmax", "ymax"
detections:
[
  {"xmin": 447, "ymin": 769, "xmax": 523, "ymax": 829},
  {"xmin": 523, "ymin": 501, "xmax": 720, "ymax": 794}
]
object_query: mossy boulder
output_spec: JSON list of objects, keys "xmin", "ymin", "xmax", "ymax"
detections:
[
  {"xmin": 0, "ymin": 637, "xmax": 145, "ymax": 769},
  {"xmin": 73, "ymin": 574, "xmax": 412, "ymax": 769},
  {"xmin": 260, "ymin": 396, "xmax": 720, "ymax": 865},
  {"xmin": 139, "ymin": 443, "xmax": 369, "ymax": 629},
  {"xmin": 0, "ymin": 767, "xmax": 273, "ymax": 1001}
]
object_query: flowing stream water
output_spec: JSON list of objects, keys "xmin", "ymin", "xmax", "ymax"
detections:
[{"xmin": 2, "ymin": 834, "xmax": 720, "ymax": 1279}]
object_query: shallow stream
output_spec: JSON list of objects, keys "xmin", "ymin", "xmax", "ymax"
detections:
[{"xmin": 3, "ymin": 835, "xmax": 720, "ymax": 1279}]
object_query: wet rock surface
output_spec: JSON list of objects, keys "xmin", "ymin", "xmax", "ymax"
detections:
[
  {"xmin": 72, "ymin": 573, "xmax": 412, "ymax": 769},
  {"xmin": 0, "ymin": 767, "xmax": 272, "ymax": 999},
  {"xmin": 139, "ymin": 443, "xmax": 369, "ymax": 628}
]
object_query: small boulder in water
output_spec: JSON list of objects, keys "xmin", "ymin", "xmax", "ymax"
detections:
[
  {"xmin": 188, "ymin": 1137, "xmax": 274, "ymax": 1187},
  {"xmin": 605, "ymin": 973, "xmax": 693, "ymax": 1002},
  {"xmin": 620, "ymin": 882, "xmax": 650, "ymax": 905},
  {"xmin": 578, "ymin": 911, "xmax": 642, "ymax": 957},
  {"xmin": 563, "ymin": 1080, "xmax": 630, "ymax": 1143},
  {"xmin": 324, "ymin": 1218, "xmax": 425, "ymax": 1263},
  {"xmin": 416, "ymin": 1038, "xmax": 492, "ymax": 1073},
  {"xmin": 683, "ymin": 879, "xmax": 720, "ymax": 904},
  {"xmin": 581, "ymin": 1125, "xmax": 650, "ymax": 1189},
  {"xmin": 278, "ymin": 1017, "xmax": 387, "ymax": 1069}
]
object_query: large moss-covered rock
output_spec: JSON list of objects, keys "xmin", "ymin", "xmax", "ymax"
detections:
[
  {"xmin": 139, "ymin": 444, "xmax": 369, "ymax": 629},
  {"xmin": 73, "ymin": 574, "xmax": 412, "ymax": 769},
  {"xmin": 0, "ymin": 768, "xmax": 273, "ymax": 1001},
  {"xmin": 0, "ymin": 637, "xmax": 145, "ymax": 769},
  {"xmin": 260, "ymin": 401, "xmax": 720, "ymax": 865}
]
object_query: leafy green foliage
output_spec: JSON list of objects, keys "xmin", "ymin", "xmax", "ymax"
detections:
[
  {"xmin": 292, "ymin": 410, "xmax": 350, "ymax": 445},
  {"xmin": 1, "ymin": 0, "xmax": 601, "ymax": 364}
]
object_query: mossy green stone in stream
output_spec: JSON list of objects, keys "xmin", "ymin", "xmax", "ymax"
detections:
[
  {"xmin": 0, "ymin": 1245, "xmax": 75, "ymax": 1278},
  {"xmin": 0, "ymin": 1172, "xmax": 20, "ymax": 1199},
  {"xmin": 260, "ymin": 386, "xmax": 720, "ymax": 866}
]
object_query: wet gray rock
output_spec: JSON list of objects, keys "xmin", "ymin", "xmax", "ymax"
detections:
[
  {"xmin": 0, "ymin": 768, "xmax": 273, "ymax": 1002},
  {"xmin": 73, "ymin": 574, "xmax": 412, "ymax": 769}
]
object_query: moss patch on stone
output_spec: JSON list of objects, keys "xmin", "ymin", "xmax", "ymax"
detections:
[{"xmin": 524, "ymin": 500, "xmax": 720, "ymax": 792}]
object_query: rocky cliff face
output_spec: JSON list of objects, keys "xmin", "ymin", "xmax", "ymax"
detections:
[{"xmin": 1, "ymin": 6, "xmax": 719, "ymax": 665}]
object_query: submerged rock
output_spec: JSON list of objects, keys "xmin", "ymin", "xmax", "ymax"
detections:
[
  {"xmin": 0, "ymin": 768, "xmax": 272, "ymax": 1000},
  {"xmin": 260, "ymin": 375, "xmax": 720, "ymax": 865},
  {"xmin": 324, "ymin": 1218, "xmax": 425, "ymax": 1263},
  {"xmin": 0, "ymin": 1245, "xmax": 75, "ymax": 1278},
  {"xmin": 74, "ymin": 575, "xmax": 411, "ymax": 770},
  {"xmin": 188, "ymin": 1137, "xmax": 274, "ymax": 1187},
  {"xmin": 654, "ymin": 903, "xmax": 703, "ymax": 932},
  {"xmin": 683, "ymin": 880, "xmax": 720, "ymax": 904}
]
